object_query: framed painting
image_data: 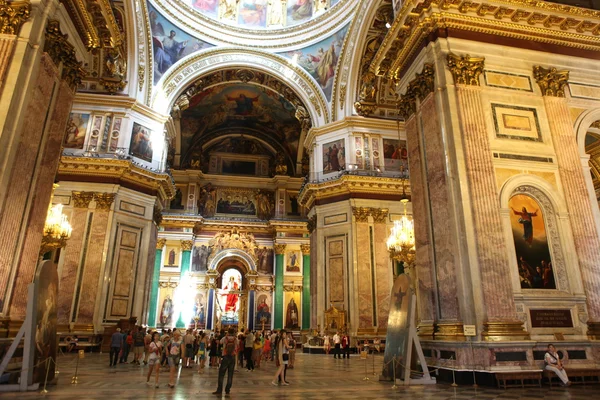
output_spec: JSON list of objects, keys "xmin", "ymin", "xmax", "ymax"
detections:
[
  {"xmin": 64, "ymin": 113, "xmax": 90, "ymax": 149},
  {"xmin": 322, "ymin": 138, "xmax": 345, "ymax": 172},
  {"xmin": 382, "ymin": 138, "xmax": 408, "ymax": 172},
  {"xmin": 215, "ymin": 188, "xmax": 258, "ymax": 217},
  {"xmin": 129, "ymin": 122, "xmax": 153, "ymax": 162}
]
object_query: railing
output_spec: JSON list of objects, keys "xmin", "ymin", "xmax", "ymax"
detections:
[
  {"xmin": 62, "ymin": 146, "xmax": 170, "ymax": 176},
  {"xmin": 299, "ymin": 166, "xmax": 409, "ymax": 195}
]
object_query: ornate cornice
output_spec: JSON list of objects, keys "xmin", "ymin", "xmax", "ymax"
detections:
[
  {"xmin": 0, "ymin": 0, "xmax": 30, "ymax": 35},
  {"xmin": 447, "ymin": 53, "xmax": 485, "ymax": 86},
  {"xmin": 283, "ymin": 283, "xmax": 303, "ymax": 292},
  {"xmin": 156, "ymin": 238, "xmax": 167, "ymax": 249},
  {"xmin": 93, "ymin": 192, "xmax": 115, "ymax": 211},
  {"xmin": 352, "ymin": 207, "xmax": 370, "ymax": 223},
  {"xmin": 300, "ymin": 244, "xmax": 311, "ymax": 255},
  {"xmin": 43, "ymin": 20, "xmax": 85, "ymax": 89},
  {"xmin": 533, "ymin": 65, "xmax": 569, "ymax": 97},
  {"xmin": 72, "ymin": 191, "xmax": 95, "ymax": 208},
  {"xmin": 274, "ymin": 244, "xmax": 287, "ymax": 255},
  {"xmin": 180, "ymin": 240, "xmax": 193, "ymax": 251},
  {"xmin": 370, "ymin": 208, "xmax": 389, "ymax": 224}
]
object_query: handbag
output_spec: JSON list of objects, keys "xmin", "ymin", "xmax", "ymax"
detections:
[{"xmin": 282, "ymin": 353, "xmax": 289, "ymax": 361}]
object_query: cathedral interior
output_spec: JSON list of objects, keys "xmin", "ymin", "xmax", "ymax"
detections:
[{"xmin": 1, "ymin": 0, "xmax": 600, "ymax": 389}]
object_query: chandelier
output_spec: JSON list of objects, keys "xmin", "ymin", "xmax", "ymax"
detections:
[
  {"xmin": 386, "ymin": 199, "xmax": 416, "ymax": 265},
  {"xmin": 40, "ymin": 203, "xmax": 73, "ymax": 256}
]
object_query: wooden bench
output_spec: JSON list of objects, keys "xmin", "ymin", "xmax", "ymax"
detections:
[
  {"xmin": 496, "ymin": 371, "xmax": 542, "ymax": 389},
  {"xmin": 543, "ymin": 368, "xmax": 600, "ymax": 387}
]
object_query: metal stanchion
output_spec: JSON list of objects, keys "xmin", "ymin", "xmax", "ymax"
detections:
[
  {"xmin": 72, "ymin": 350, "xmax": 84, "ymax": 384},
  {"xmin": 363, "ymin": 351, "xmax": 370, "ymax": 381},
  {"xmin": 40, "ymin": 358, "xmax": 55, "ymax": 394},
  {"xmin": 391, "ymin": 356, "xmax": 398, "ymax": 389},
  {"xmin": 372, "ymin": 350, "xmax": 377, "ymax": 376},
  {"xmin": 469, "ymin": 339, "xmax": 478, "ymax": 388},
  {"xmin": 450, "ymin": 356, "xmax": 458, "ymax": 387}
]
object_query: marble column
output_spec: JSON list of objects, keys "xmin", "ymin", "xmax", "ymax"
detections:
[
  {"xmin": 274, "ymin": 244, "xmax": 286, "ymax": 329},
  {"xmin": 301, "ymin": 244, "xmax": 310, "ymax": 330},
  {"xmin": 534, "ymin": 66, "xmax": 600, "ymax": 338},
  {"xmin": 448, "ymin": 54, "xmax": 526, "ymax": 339},
  {"xmin": 372, "ymin": 209, "xmax": 391, "ymax": 330},
  {"xmin": 0, "ymin": 36, "xmax": 16, "ymax": 92},
  {"xmin": 353, "ymin": 207, "xmax": 373, "ymax": 329},
  {"xmin": 207, "ymin": 288, "xmax": 215, "ymax": 330},
  {"xmin": 148, "ymin": 239, "xmax": 166, "ymax": 327},
  {"xmin": 176, "ymin": 240, "xmax": 193, "ymax": 328}
]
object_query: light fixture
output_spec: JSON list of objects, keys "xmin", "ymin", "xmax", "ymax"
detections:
[
  {"xmin": 385, "ymin": 22, "xmax": 391, "ymax": 29},
  {"xmin": 40, "ymin": 202, "xmax": 73, "ymax": 255},
  {"xmin": 386, "ymin": 199, "xmax": 415, "ymax": 266}
]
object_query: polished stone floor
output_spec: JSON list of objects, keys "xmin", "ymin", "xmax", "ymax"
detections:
[{"xmin": 4, "ymin": 352, "xmax": 600, "ymax": 399}]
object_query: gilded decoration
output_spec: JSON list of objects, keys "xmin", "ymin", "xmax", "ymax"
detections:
[
  {"xmin": 153, "ymin": 206, "xmax": 163, "ymax": 226},
  {"xmin": 156, "ymin": 238, "xmax": 167, "ymax": 249},
  {"xmin": 274, "ymin": 243, "xmax": 287, "ymax": 254},
  {"xmin": 43, "ymin": 20, "xmax": 85, "ymax": 89},
  {"xmin": 447, "ymin": 53, "xmax": 485, "ymax": 86},
  {"xmin": 533, "ymin": 66, "xmax": 570, "ymax": 97},
  {"xmin": 208, "ymin": 228, "xmax": 259, "ymax": 261},
  {"xmin": 409, "ymin": 64, "xmax": 435, "ymax": 101},
  {"xmin": 352, "ymin": 207, "xmax": 370, "ymax": 223},
  {"xmin": 300, "ymin": 244, "xmax": 310, "ymax": 255},
  {"xmin": 354, "ymin": 71, "xmax": 378, "ymax": 116},
  {"xmin": 72, "ymin": 191, "xmax": 95, "ymax": 208},
  {"xmin": 0, "ymin": 0, "xmax": 30, "ymax": 35},
  {"xmin": 306, "ymin": 215, "xmax": 317, "ymax": 233},
  {"xmin": 370, "ymin": 208, "xmax": 389, "ymax": 224},
  {"xmin": 283, "ymin": 283, "xmax": 303, "ymax": 292},
  {"xmin": 93, "ymin": 192, "xmax": 116, "ymax": 210},
  {"xmin": 180, "ymin": 240, "xmax": 194, "ymax": 251}
]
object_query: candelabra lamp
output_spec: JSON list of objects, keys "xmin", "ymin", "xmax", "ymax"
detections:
[
  {"xmin": 40, "ymin": 203, "xmax": 73, "ymax": 256},
  {"xmin": 386, "ymin": 199, "xmax": 415, "ymax": 276}
]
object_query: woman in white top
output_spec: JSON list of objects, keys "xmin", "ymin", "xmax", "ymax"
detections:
[
  {"xmin": 544, "ymin": 344, "xmax": 571, "ymax": 386},
  {"xmin": 323, "ymin": 334, "xmax": 330, "ymax": 355},
  {"xmin": 146, "ymin": 332, "xmax": 162, "ymax": 388},
  {"xmin": 271, "ymin": 330, "xmax": 289, "ymax": 386}
]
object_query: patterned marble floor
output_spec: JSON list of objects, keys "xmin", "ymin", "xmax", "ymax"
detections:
[{"xmin": 3, "ymin": 352, "xmax": 600, "ymax": 399}]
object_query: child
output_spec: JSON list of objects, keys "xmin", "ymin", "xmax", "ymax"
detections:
[
  {"xmin": 263, "ymin": 335, "xmax": 271, "ymax": 361},
  {"xmin": 253, "ymin": 337, "xmax": 263, "ymax": 368}
]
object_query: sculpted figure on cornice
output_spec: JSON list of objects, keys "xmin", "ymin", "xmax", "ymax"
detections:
[
  {"xmin": 257, "ymin": 190, "xmax": 275, "ymax": 220},
  {"xmin": 198, "ymin": 183, "xmax": 217, "ymax": 217},
  {"xmin": 209, "ymin": 228, "xmax": 258, "ymax": 260}
]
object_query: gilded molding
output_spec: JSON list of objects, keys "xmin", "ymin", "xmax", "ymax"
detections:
[
  {"xmin": 306, "ymin": 215, "xmax": 317, "ymax": 233},
  {"xmin": 44, "ymin": 20, "xmax": 85, "ymax": 89},
  {"xmin": 0, "ymin": 0, "xmax": 30, "ymax": 35},
  {"xmin": 447, "ymin": 53, "xmax": 485, "ymax": 86},
  {"xmin": 93, "ymin": 192, "xmax": 115, "ymax": 210},
  {"xmin": 283, "ymin": 283, "xmax": 303, "ymax": 292},
  {"xmin": 300, "ymin": 244, "xmax": 310, "ymax": 255},
  {"xmin": 180, "ymin": 240, "xmax": 193, "ymax": 251},
  {"xmin": 274, "ymin": 243, "xmax": 287, "ymax": 254},
  {"xmin": 153, "ymin": 206, "xmax": 163, "ymax": 226},
  {"xmin": 156, "ymin": 238, "xmax": 167, "ymax": 249},
  {"xmin": 72, "ymin": 191, "xmax": 95, "ymax": 208},
  {"xmin": 408, "ymin": 64, "xmax": 435, "ymax": 100},
  {"xmin": 370, "ymin": 208, "xmax": 389, "ymax": 224},
  {"xmin": 354, "ymin": 71, "xmax": 378, "ymax": 116},
  {"xmin": 533, "ymin": 65, "xmax": 569, "ymax": 97},
  {"xmin": 352, "ymin": 207, "xmax": 370, "ymax": 223}
]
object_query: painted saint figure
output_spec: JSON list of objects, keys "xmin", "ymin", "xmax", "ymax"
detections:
[
  {"xmin": 160, "ymin": 295, "xmax": 173, "ymax": 326},
  {"xmin": 285, "ymin": 298, "xmax": 299, "ymax": 329},
  {"xmin": 226, "ymin": 93, "xmax": 259, "ymax": 115},
  {"xmin": 512, "ymin": 206, "xmax": 538, "ymax": 245},
  {"xmin": 224, "ymin": 276, "xmax": 240, "ymax": 312}
]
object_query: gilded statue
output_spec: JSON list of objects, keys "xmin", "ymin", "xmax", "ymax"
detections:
[
  {"xmin": 219, "ymin": 0, "xmax": 239, "ymax": 21},
  {"xmin": 208, "ymin": 228, "xmax": 258, "ymax": 260},
  {"xmin": 267, "ymin": 0, "xmax": 284, "ymax": 26},
  {"xmin": 257, "ymin": 190, "xmax": 274, "ymax": 220}
]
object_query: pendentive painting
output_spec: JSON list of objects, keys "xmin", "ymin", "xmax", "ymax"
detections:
[
  {"xmin": 64, "ymin": 113, "xmax": 90, "ymax": 149},
  {"xmin": 383, "ymin": 139, "xmax": 408, "ymax": 172},
  {"xmin": 129, "ymin": 122, "xmax": 153, "ymax": 162},
  {"xmin": 322, "ymin": 138, "xmax": 345, "ymax": 172},
  {"xmin": 239, "ymin": 0, "xmax": 268, "ymax": 28},
  {"xmin": 509, "ymin": 194, "xmax": 555, "ymax": 289}
]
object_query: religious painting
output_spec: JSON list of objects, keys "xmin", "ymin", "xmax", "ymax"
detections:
[
  {"xmin": 239, "ymin": 0, "xmax": 268, "ymax": 27},
  {"xmin": 63, "ymin": 113, "xmax": 90, "ymax": 149},
  {"xmin": 215, "ymin": 188, "xmax": 258, "ymax": 217},
  {"xmin": 192, "ymin": 244, "xmax": 211, "ymax": 272},
  {"xmin": 255, "ymin": 292, "xmax": 272, "ymax": 329},
  {"xmin": 192, "ymin": 290, "xmax": 207, "ymax": 328},
  {"xmin": 163, "ymin": 246, "xmax": 180, "ymax": 268},
  {"xmin": 354, "ymin": 136, "xmax": 364, "ymax": 168},
  {"xmin": 191, "ymin": 0, "xmax": 219, "ymax": 15},
  {"xmin": 284, "ymin": 291, "xmax": 301, "ymax": 329},
  {"xmin": 158, "ymin": 288, "xmax": 175, "ymax": 327},
  {"xmin": 218, "ymin": 269, "xmax": 242, "ymax": 325},
  {"xmin": 382, "ymin": 138, "xmax": 408, "ymax": 172},
  {"xmin": 257, "ymin": 246, "xmax": 274, "ymax": 274},
  {"xmin": 509, "ymin": 194, "xmax": 555, "ymax": 289},
  {"xmin": 382, "ymin": 274, "xmax": 412, "ymax": 381},
  {"xmin": 322, "ymin": 138, "xmax": 345, "ymax": 172},
  {"xmin": 148, "ymin": 4, "xmax": 213, "ymax": 84},
  {"xmin": 221, "ymin": 159, "xmax": 257, "ymax": 176},
  {"xmin": 286, "ymin": 0, "xmax": 313, "ymax": 26},
  {"xmin": 372, "ymin": 137, "xmax": 380, "ymax": 169},
  {"xmin": 129, "ymin": 122, "xmax": 153, "ymax": 162},
  {"xmin": 32, "ymin": 260, "xmax": 58, "ymax": 384},
  {"xmin": 279, "ymin": 24, "xmax": 349, "ymax": 100},
  {"xmin": 286, "ymin": 250, "xmax": 302, "ymax": 274}
]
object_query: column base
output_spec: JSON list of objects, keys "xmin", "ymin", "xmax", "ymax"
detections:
[
  {"xmin": 417, "ymin": 322, "xmax": 435, "ymax": 340},
  {"xmin": 587, "ymin": 321, "xmax": 600, "ymax": 340},
  {"xmin": 434, "ymin": 322, "xmax": 466, "ymax": 341},
  {"xmin": 482, "ymin": 320, "xmax": 530, "ymax": 341}
]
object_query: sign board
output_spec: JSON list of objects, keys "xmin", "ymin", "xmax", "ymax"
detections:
[
  {"xmin": 530, "ymin": 309, "xmax": 573, "ymax": 328},
  {"xmin": 463, "ymin": 325, "xmax": 477, "ymax": 336},
  {"xmin": 78, "ymin": 350, "xmax": 85, "ymax": 359}
]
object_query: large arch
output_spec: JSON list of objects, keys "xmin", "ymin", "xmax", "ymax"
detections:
[
  {"xmin": 208, "ymin": 248, "xmax": 257, "ymax": 273},
  {"xmin": 151, "ymin": 47, "xmax": 329, "ymax": 126}
]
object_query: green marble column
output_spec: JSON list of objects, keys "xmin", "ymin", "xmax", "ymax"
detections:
[
  {"xmin": 147, "ymin": 239, "xmax": 166, "ymax": 327},
  {"xmin": 176, "ymin": 240, "xmax": 193, "ymax": 328},
  {"xmin": 301, "ymin": 244, "xmax": 310, "ymax": 330},
  {"xmin": 274, "ymin": 244, "xmax": 286, "ymax": 329}
]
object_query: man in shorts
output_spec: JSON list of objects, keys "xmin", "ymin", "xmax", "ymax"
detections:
[{"xmin": 133, "ymin": 326, "xmax": 146, "ymax": 365}]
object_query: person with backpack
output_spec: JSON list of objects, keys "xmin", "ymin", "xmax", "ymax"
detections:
[
  {"xmin": 168, "ymin": 330, "xmax": 183, "ymax": 388},
  {"xmin": 212, "ymin": 327, "xmax": 239, "ymax": 396},
  {"xmin": 120, "ymin": 330, "xmax": 133, "ymax": 363}
]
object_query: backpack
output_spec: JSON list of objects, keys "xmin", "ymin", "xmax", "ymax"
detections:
[{"xmin": 223, "ymin": 335, "xmax": 236, "ymax": 356}]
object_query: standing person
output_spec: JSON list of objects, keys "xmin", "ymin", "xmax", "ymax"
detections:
[
  {"xmin": 237, "ymin": 332, "xmax": 245, "ymax": 370},
  {"xmin": 270, "ymin": 330, "xmax": 278, "ymax": 361},
  {"xmin": 253, "ymin": 336, "xmax": 263, "ymax": 369},
  {"xmin": 212, "ymin": 327, "xmax": 238, "ymax": 396},
  {"xmin": 197, "ymin": 331, "xmax": 208, "ymax": 374},
  {"xmin": 121, "ymin": 329, "xmax": 133, "ymax": 363},
  {"xmin": 160, "ymin": 333, "xmax": 170, "ymax": 369},
  {"xmin": 332, "ymin": 331, "xmax": 341, "ymax": 359},
  {"xmin": 183, "ymin": 328, "xmax": 195, "ymax": 368},
  {"xmin": 168, "ymin": 330, "xmax": 183, "ymax": 388},
  {"xmin": 271, "ymin": 330, "xmax": 290, "ymax": 386},
  {"xmin": 263, "ymin": 334, "xmax": 271, "ymax": 361},
  {"xmin": 144, "ymin": 329, "xmax": 153, "ymax": 365},
  {"xmin": 146, "ymin": 332, "xmax": 162, "ymax": 388},
  {"xmin": 209, "ymin": 334, "xmax": 218, "ymax": 367},
  {"xmin": 288, "ymin": 333, "xmax": 296, "ymax": 369},
  {"xmin": 244, "ymin": 329, "xmax": 255, "ymax": 371},
  {"xmin": 545, "ymin": 344, "xmax": 571, "ymax": 386},
  {"xmin": 133, "ymin": 326, "xmax": 146, "ymax": 365},
  {"xmin": 342, "ymin": 333, "xmax": 350, "ymax": 358},
  {"xmin": 324, "ymin": 333, "xmax": 331, "ymax": 355},
  {"xmin": 109, "ymin": 328, "xmax": 123, "ymax": 367}
]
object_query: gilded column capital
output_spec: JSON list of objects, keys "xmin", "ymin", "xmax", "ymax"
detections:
[
  {"xmin": 398, "ymin": 92, "xmax": 416, "ymax": 119},
  {"xmin": 0, "ymin": 0, "xmax": 30, "ymax": 35},
  {"xmin": 156, "ymin": 238, "xmax": 167, "ymax": 249},
  {"xmin": 274, "ymin": 243, "xmax": 287, "ymax": 254},
  {"xmin": 408, "ymin": 63, "xmax": 435, "ymax": 101},
  {"xmin": 44, "ymin": 20, "xmax": 85, "ymax": 89},
  {"xmin": 370, "ymin": 208, "xmax": 389, "ymax": 224},
  {"xmin": 533, "ymin": 66, "xmax": 569, "ymax": 97},
  {"xmin": 300, "ymin": 244, "xmax": 310, "ymax": 255},
  {"xmin": 352, "ymin": 207, "xmax": 370, "ymax": 223},
  {"xmin": 72, "ymin": 191, "xmax": 94, "ymax": 208},
  {"xmin": 153, "ymin": 206, "xmax": 163, "ymax": 226},
  {"xmin": 180, "ymin": 240, "xmax": 193, "ymax": 251},
  {"xmin": 306, "ymin": 215, "xmax": 317, "ymax": 234},
  {"xmin": 93, "ymin": 192, "xmax": 115, "ymax": 211},
  {"xmin": 447, "ymin": 53, "xmax": 485, "ymax": 86}
]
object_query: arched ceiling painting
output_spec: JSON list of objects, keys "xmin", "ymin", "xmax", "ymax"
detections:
[{"xmin": 179, "ymin": 82, "xmax": 303, "ymax": 175}]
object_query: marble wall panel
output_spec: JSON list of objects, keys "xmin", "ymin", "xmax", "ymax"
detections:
[
  {"xmin": 354, "ymin": 223, "xmax": 372, "ymax": 328},
  {"xmin": 328, "ymin": 239, "xmax": 344, "ymax": 303},
  {"xmin": 373, "ymin": 223, "xmax": 391, "ymax": 329},
  {"xmin": 0, "ymin": 37, "xmax": 16, "ymax": 92}
]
